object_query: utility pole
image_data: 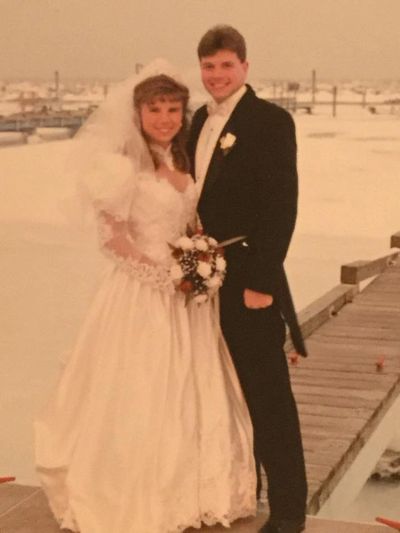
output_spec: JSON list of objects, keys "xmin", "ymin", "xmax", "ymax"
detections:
[
  {"xmin": 362, "ymin": 89, "xmax": 366, "ymax": 108},
  {"xmin": 332, "ymin": 85, "xmax": 337, "ymax": 117},
  {"xmin": 54, "ymin": 70, "xmax": 60, "ymax": 110},
  {"xmin": 311, "ymin": 69, "xmax": 316, "ymax": 106}
]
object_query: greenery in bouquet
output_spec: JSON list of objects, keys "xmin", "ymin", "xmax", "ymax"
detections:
[{"xmin": 169, "ymin": 228, "xmax": 227, "ymax": 304}]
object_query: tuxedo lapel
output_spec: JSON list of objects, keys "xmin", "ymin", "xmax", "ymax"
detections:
[
  {"xmin": 199, "ymin": 127, "xmax": 228, "ymax": 197},
  {"xmin": 189, "ymin": 107, "xmax": 208, "ymax": 178},
  {"xmin": 199, "ymin": 86, "xmax": 256, "ymax": 200}
]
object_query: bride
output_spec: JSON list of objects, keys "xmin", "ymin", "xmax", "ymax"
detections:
[{"xmin": 34, "ymin": 60, "xmax": 256, "ymax": 533}]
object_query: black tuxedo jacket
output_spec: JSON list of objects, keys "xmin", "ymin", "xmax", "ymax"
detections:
[{"xmin": 187, "ymin": 85, "xmax": 307, "ymax": 356}]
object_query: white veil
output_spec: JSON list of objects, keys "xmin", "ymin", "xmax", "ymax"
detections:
[{"xmin": 65, "ymin": 58, "xmax": 186, "ymax": 226}]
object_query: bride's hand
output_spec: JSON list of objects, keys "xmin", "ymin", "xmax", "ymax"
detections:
[{"xmin": 243, "ymin": 289, "xmax": 273, "ymax": 309}]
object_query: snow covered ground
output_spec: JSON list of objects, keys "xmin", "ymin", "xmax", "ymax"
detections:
[{"xmin": 1, "ymin": 104, "xmax": 399, "ymax": 519}]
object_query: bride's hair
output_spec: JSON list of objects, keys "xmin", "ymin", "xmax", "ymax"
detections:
[{"xmin": 133, "ymin": 74, "xmax": 190, "ymax": 173}]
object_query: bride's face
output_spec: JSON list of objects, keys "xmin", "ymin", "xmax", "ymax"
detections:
[{"xmin": 139, "ymin": 98, "xmax": 183, "ymax": 148}]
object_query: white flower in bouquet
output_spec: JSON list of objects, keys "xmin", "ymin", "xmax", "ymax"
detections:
[
  {"xmin": 206, "ymin": 276, "xmax": 223, "ymax": 289},
  {"xmin": 170, "ymin": 264, "xmax": 184, "ymax": 281},
  {"xmin": 208, "ymin": 237, "xmax": 218, "ymax": 247},
  {"xmin": 197, "ymin": 261, "xmax": 212, "ymax": 278},
  {"xmin": 175, "ymin": 236, "xmax": 194, "ymax": 250},
  {"xmin": 215, "ymin": 256, "xmax": 227, "ymax": 272},
  {"xmin": 193, "ymin": 294, "xmax": 208, "ymax": 304},
  {"xmin": 194, "ymin": 238, "xmax": 208, "ymax": 251}
]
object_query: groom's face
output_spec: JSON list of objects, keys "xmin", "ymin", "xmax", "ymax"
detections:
[{"xmin": 200, "ymin": 49, "xmax": 248, "ymax": 103}]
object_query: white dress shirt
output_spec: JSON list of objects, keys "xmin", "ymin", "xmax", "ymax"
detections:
[{"xmin": 195, "ymin": 85, "xmax": 247, "ymax": 194}]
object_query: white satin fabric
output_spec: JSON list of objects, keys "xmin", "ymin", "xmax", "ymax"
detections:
[{"xmin": 34, "ymin": 165, "xmax": 256, "ymax": 533}]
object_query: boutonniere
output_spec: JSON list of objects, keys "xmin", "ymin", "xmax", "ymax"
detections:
[{"xmin": 219, "ymin": 132, "xmax": 236, "ymax": 155}]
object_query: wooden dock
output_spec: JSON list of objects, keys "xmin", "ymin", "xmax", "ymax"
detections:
[
  {"xmin": 294, "ymin": 231, "xmax": 400, "ymax": 514},
  {"xmin": 1, "ymin": 232, "xmax": 399, "ymax": 532}
]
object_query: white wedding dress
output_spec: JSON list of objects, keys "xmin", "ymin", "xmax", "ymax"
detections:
[{"xmin": 34, "ymin": 153, "xmax": 256, "ymax": 533}]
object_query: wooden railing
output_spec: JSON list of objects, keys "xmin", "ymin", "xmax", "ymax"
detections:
[
  {"xmin": 340, "ymin": 250, "xmax": 399, "ymax": 285},
  {"xmin": 286, "ymin": 231, "xmax": 400, "ymax": 350},
  {"xmin": 391, "ymin": 231, "xmax": 400, "ymax": 249}
]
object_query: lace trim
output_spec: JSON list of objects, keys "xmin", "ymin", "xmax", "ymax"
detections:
[
  {"xmin": 102, "ymin": 247, "xmax": 174, "ymax": 293},
  {"xmin": 96, "ymin": 211, "xmax": 175, "ymax": 293},
  {"xmin": 167, "ymin": 470, "xmax": 257, "ymax": 532},
  {"xmin": 167, "ymin": 505, "xmax": 257, "ymax": 533},
  {"xmin": 57, "ymin": 505, "xmax": 256, "ymax": 533}
]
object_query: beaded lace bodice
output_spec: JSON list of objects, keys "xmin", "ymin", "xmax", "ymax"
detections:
[{"xmin": 125, "ymin": 175, "xmax": 197, "ymax": 264}]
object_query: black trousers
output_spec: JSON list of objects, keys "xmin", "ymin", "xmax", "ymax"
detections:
[{"xmin": 219, "ymin": 250, "xmax": 308, "ymax": 520}]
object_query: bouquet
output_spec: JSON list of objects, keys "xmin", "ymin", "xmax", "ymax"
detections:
[{"xmin": 169, "ymin": 228, "xmax": 227, "ymax": 304}]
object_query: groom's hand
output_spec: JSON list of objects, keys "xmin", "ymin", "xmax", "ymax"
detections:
[{"xmin": 243, "ymin": 289, "xmax": 273, "ymax": 309}]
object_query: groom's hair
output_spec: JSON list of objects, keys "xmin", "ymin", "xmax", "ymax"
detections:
[{"xmin": 197, "ymin": 25, "xmax": 246, "ymax": 62}]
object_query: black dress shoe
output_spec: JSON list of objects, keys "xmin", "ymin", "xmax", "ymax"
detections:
[{"xmin": 259, "ymin": 518, "xmax": 306, "ymax": 533}]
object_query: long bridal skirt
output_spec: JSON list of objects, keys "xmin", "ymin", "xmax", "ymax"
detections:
[{"xmin": 34, "ymin": 268, "xmax": 256, "ymax": 533}]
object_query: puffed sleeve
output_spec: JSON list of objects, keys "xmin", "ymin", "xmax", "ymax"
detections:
[
  {"xmin": 81, "ymin": 152, "xmax": 137, "ymax": 221},
  {"xmin": 80, "ymin": 152, "xmax": 155, "ymax": 270}
]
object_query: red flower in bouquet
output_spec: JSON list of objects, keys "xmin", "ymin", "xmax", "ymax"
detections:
[{"xmin": 179, "ymin": 279, "xmax": 194, "ymax": 294}]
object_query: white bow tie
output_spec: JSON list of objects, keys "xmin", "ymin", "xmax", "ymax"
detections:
[{"xmin": 207, "ymin": 100, "xmax": 230, "ymax": 117}]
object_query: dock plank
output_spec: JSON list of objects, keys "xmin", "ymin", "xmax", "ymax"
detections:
[{"xmin": 0, "ymin": 485, "xmax": 38, "ymax": 516}]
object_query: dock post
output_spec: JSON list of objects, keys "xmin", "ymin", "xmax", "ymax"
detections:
[
  {"xmin": 362, "ymin": 89, "xmax": 366, "ymax": 108},
  {"xmin": 311, "ymin": 69, "xmax": 316, "ymax": 106},
  {"xmin": 332, "ymin": 86, "xmax": 337, "ymax": 117}
]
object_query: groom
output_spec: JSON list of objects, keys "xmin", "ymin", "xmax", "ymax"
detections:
[{"xmin": 188, "ymin": 26, "xmax": 307, "ymax": 533}]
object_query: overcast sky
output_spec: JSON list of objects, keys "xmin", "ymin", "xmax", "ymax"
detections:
[{"xmin": 1, "ymin": 0, "xmax": 399, "ymax": 81}]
